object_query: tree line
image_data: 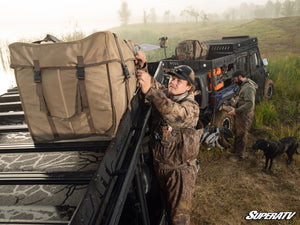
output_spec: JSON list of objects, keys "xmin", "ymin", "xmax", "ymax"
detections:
[
  {"xmin": 119, "ymin": 0, "xmax": 300, "ymax": 25},
  {"xmin": 222, "ymin": 0, "xmax": 300, "ymax": 21}
]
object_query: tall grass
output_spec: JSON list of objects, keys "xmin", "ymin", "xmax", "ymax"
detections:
[
  {"xmin": 0, "ymin": 42, "xmax": 11, "ymax": 73},
  {"xmin": 268, "ymin": 56, "xmax": 300, "ymax": 100},
  {"xmin": 253, "ymin": 56, "xmax": 300, "ymax": 140},
  {"xmin": 60, "ymin": 31, "xmax": 86, "ymax": 42}
]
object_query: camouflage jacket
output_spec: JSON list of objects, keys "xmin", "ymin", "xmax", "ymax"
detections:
[
  {"xmin": 145, "ymin": 79, "xmax": 202, "ymax": 168},
  {"xmin": 235, "ymin": 79, "xmax": 257, "ymax": 114}
]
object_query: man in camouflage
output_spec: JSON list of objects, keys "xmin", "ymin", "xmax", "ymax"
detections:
[
  {"xmin": 228, "ymin": 70, "xmax": 258, "ymax": 161},
  {"xmin": 136, "ymin": 51, "xmax": 201, "ymax": 225}
]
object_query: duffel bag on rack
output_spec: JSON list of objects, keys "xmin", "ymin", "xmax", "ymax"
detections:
[{"xmin": 9, "ymin": 31, "xmax": 137, "ymax": 143}]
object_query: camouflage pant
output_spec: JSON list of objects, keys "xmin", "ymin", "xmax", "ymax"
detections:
[
  {"xmin": 155, "ymin": 162, "xmax": 198, "ymax": 225},
  {"xmin": 234, "ymin": 111, "xmax": 254, "ymax": 157}
]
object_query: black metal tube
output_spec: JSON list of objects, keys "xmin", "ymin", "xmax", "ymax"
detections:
[
  {"xmin": 135, "ymin": 164, "xmax": 151, "ymax": 225},
  {"xmin": 0, "ymin": 172, "xmax": 93, "ymax": 185}
]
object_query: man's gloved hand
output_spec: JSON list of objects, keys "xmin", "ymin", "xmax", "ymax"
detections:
[
  {"xmin": 220, "ymin": 104, "xmax": 233, "ymax": 112},
  {"xmin": 135, "ymin": 51, "xmax": 147, "ymax": 69},
  {"xmin": 228, "ymin": 107, "xmax": 236, "ymax": 115},
  {"xmin": 230, "ymin": 98, "xmax": 237, "ymax": 107},
  {"xmin": 137, "ymin": 69, "xmax": 151, "ymax": 94}
]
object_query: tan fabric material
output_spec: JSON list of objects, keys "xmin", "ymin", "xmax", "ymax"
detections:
[
  {"xmin": 9, "ymin": 31, "xmax": 137, "ymax": 142},
  {"xmin": 175, "ymin": 40, "xmax": 208, "ymax": 60}
]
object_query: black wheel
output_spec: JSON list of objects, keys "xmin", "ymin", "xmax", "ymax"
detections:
[
  {"xmin": 213, "ymin": 110, "xmax": 234, "ymax": 131},
  {"xmin": 264, "ymin": 79, "xmax": 274, "ymax": 100}
]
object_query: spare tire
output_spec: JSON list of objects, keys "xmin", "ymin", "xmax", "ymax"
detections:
[
  {"xmin": 264, "ymin": 79, "xmax": 274, "ymax": 100},
  {"xmin": 213, "ymin": 110, "xmax": 234, "ymax": 131}
]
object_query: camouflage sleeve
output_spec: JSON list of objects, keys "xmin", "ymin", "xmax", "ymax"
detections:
[
  {"xmin": 151, "ymin": 77, "xmax": 165, "ymax": 90},
  {"xmin": 235, "ymin": 86, "xmax": 256, "ymax": 113},
  {"xmin": 145, "ymin": 87, "xmax": 199, "ymax": 128}
]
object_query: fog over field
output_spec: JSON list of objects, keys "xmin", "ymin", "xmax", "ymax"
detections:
[{"xmin": 0, "ymin": 0, "xmax": 271, "ymax": 41}]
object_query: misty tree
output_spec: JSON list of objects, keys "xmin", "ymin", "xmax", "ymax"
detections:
[
  {"xmin": 143, "ymin": 8, "xmax": 157, "ymax": 24},
  {"xmin": 207, "ymin": 13, "xmax": 220, "ymax": 21},
  {"xmin": 143, "ymin": 10, "xmax": 148, "ymax": 24},
  {"xmin": 265, "ymin": 0, "xmax": 275, "ymax": 17},
  {"xmin": 180, "ymin": 7, "xmax": 200, "ymax": 22},
  {"xmin": 295, "ymin": 0, "xmax": 300, "ymax": 15},
  {"xmin": 163, "ymin": 10, "xmax": 171, "ymax": 23},
  {"xmin": 239, "ymin": 2, "xmax": 250, "ymax": 19},
  {"xmin": 226, "ymin": 8, "xmax": 237, "ymax": 20},
  {"xmin": 118, "ymin": 1, "xmax": 131, "ymax": 26},
  {"xmin": 281, "ymin": 0, "xmax": 295, "ymax": 16},
  {"xmin": 200, "ymin": 11, "xmax": 208, "ymax": 24},
  {"xmin": 274, "ymin": 0, "xmax": 282, "ymax": 17},
  {"xmin": 223, "ymin": 12, "xmax": 230, "ymax": 20},
  {"xmin": 254, "ymin": 5, "xmax": 266, "ymax": 18},
  {"xmin": 215, "ymin": 0, "xmax": 299, "ymax": 20},
  {"xmin": 149, "ymin": 8, "xmax": 157, "ymax": 23}
]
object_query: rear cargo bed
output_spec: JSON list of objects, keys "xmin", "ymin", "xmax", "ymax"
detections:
[
  {"xmin": 0, "ymin": 88, "xmax": 110, "ymax": 224},
  {"xmin": 0, "ymin": 87, "xmax": 163, "ymax": 225}
]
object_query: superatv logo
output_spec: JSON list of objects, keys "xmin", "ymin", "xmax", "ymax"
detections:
[{"xmin": 245, "ymin": 211, "xmax": 296, "ymax": 220}]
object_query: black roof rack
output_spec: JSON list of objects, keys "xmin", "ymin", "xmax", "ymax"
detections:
[
  {"xmin": 222, "ymin": 36, "xmax": 250, "ymax": 40},
  {"xmin": 205, "ymin": 36, "xmax": 258, "ymax": 59}
]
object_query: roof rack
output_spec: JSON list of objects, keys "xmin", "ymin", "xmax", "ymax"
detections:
[
  {"xmin": 205, "ymin": 36, "xmax": 258, "ymax": 59},
  {"xmin": 222, "ymin": 36, "xmax": 250, "ymax": 40}
]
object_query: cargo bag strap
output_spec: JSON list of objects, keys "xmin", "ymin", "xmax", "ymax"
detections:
[
  {"xmin": 33, "ymin": 60, "xmax": 59, "ymax": 139},
  {"xmin": 113, "ymin": 33, "xmax": 131, "ymax": 110},
  {"xmin": 77, "ymin": 56, "xmax": 96, "ymax": 133},
  {"xmin": 124, "ymin": 40, "xmax": 136, "ymax": 56},
  {"xmin": 193, "ymin": 41, "xmax": 197, "ymax": 60}
]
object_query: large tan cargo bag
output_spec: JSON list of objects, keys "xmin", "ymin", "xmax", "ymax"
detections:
[
  {"xmin": 9, "ymin": 31, "xmax": 137, "ymax": 143},
  {"xmin": 175, "ymin": 40, "xmax": 208, "ymax": 60}
]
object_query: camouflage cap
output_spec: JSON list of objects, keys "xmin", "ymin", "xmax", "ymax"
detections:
[{"xmin": 167, "ymin": 65, "xmax": 195, "ymax": 84}]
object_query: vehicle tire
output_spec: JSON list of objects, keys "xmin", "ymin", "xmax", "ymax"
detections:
[
  {"xmin": 213, "ymin": 110, "xmax": 234, "ymax": 131},
  {"xmin": 264, "ymin": 79, "xmax": 274, "ymax": 100}
]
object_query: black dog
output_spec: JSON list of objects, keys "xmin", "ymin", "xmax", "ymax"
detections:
[{"xmin": 252, "ymin": 137, "xmax": 299, "ymax": 172}]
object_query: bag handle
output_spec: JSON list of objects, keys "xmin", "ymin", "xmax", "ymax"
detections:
[
  {"xmin": 34, "ymin": 60, "xmax": 59, "ymax": 139},
  {"xmin": 33, "ymin": 34, "xmax": 61, "ymax": 44},
  {"xmin": 76, "ymin": 56, "xmax": 96, "ymax": 132},
  {"xmin": 113, "ymin": 33, "xmax": 132, "ymax": 110}
]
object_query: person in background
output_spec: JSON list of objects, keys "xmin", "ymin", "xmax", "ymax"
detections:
[
  {"xmin": 136, "ymin": 51, "xmax": 202, "ymax": 225},
  {"xmin": 228, "ymin": 70, "xmax": 257, "ymax": 161}
]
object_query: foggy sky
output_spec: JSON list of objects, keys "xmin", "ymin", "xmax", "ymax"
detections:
[{"xmin": 0, "ymin": 0, "xmax": 270, "ymax": 41}]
